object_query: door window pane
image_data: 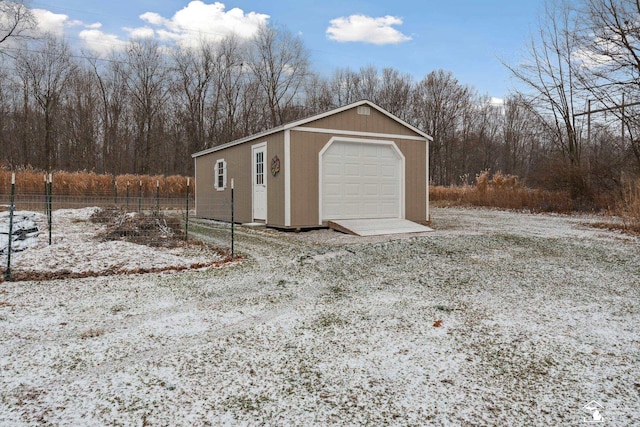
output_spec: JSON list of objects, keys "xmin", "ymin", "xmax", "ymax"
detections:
[{"xmin": 256, "ymin": 151, "xmax": 264, "ymax": 185}]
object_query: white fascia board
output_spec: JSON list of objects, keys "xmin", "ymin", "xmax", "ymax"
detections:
[
  {"xmin": 292, "ymin": 126, "xmax": 427, "ymax": 142},
  {"xmin": 365, "ymin": 102, "xmax": 434, "ymax": 141},
  {"xmin": 192, "ymin": 126, "xmax": 286, "ymax": 158}
]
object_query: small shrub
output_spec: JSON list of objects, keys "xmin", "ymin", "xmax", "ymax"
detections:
[{"xmin": 91, "ymin": 208, "xmax": 185, "ymax": 247}]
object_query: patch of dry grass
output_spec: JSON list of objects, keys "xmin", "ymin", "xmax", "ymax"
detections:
[
  {"xmin": 0, "ymin": 168, "xmax": 192, "ymax": 197},
  {"xmin": 615, "ymin": 178, "xmax": 640, "ymax": 233},
  {"xmin": 430, "ymin": 171, "xmax": 573, "ymax": 213}
]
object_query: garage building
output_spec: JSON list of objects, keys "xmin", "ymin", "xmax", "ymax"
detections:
[{"xmin": 192, "ymin": 100, "xmax": 432, "ymax": 229}]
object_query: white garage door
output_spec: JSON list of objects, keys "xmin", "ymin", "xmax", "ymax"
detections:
[{"xmin": 321, "ymin": 140, "xmax": 403, "ymax": 221}]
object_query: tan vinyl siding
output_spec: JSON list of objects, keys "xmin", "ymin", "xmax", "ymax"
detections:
[
  {"xmin": 266, "ymin": 134, "xmax": 285, "ymax": 227},
  {"xmin": 195, "ymin": 132, "xmax": 285, "ymax": 226},
  {"xmin": 302, "ymin": 107, "xmax": 420, "ymax": 137},
  {"xmin": 195, "ymin": 143, "xmax": 252, "ymax": 223},
  {"xmin": 289, "ymin": 131, "xmax": 323, "ymax": 227},
  {"xmin": 395, "ymin": 139, "xmax": 427, "ymax": 222},
  {"xmin": 289, "ymin": 130, "xmax": 427, "ymax": 227}
]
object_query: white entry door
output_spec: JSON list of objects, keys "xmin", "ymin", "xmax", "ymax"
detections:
[
  {"xmin": 321, "ymin": 140, "xmax": 403, "ymax": 221},
  {"xmin": 252, "ymin": 143, "xmax": 267, "ymax": 221}
]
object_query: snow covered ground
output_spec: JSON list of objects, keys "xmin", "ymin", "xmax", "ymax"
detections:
[
  {"xmin": 0, "ymin": 208, "xmax": 225, "ymax": 279},
  {"xmin": 0, "ymin": 207, "xmax": 639, "ymax": 425}
]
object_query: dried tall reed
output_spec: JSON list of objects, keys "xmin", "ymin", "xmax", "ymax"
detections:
[
  {"xmin": 0, "ymin": 169, "xmax": 193, "ymax": 197},
  {"xmin": 618, "ymin": 178, "xmax": 640, "ymax": 230},
  {"xmin": 430, "ymin": 171, "xmax": 574, "ymax": 213}
]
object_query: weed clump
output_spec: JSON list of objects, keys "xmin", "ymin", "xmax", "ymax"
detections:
[{"xmin": 90, "ymin": 208, "xmax": 185, "ymax": 248}]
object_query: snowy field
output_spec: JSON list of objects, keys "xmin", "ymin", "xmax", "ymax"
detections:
[{"xmin": 0, "ymin": 207, "xmax": 639, "ymax": 425}]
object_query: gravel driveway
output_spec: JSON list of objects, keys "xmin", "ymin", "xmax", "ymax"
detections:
[{"xmin": 1, "ymin": 207, "xmax": 639, "ymax": 425}]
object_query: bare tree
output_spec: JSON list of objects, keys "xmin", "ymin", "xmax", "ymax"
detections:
[
  {"xmin": 354, "ymin": 65, "xmax": 379, "ymax": 101},
  {"xmin": 0, "ymin": 0, "xmax": 35, "ymax": 51},
  {"xmin": 501, "ymin": 95, "xmax": 544, "ymax": 177},
  {"xmin": 411, "ymin": 70, "xmax": 472, "ymax": 185},
  {"xmin": 249, "ymin": 24, "xmax": 310, "ymax": 128},
  {"xmin": 505, "ymin": 0, "xmax": 588, "ymax": 198},
  {"xmin": 377, "ymin": 67, "xmax": 413, "ymax": 120},
  {"xmin": 330, "ymin": 67, "xmax": 361, "ymax": 106},
  {"xmin": 87, "ymin": 54, "xmax": 130, "ymax": 174},
  {"xmin": 173, "ymin": 39, "xmax": 217, "ymax": 164},
  {"xmin": 124, "ymin": 38, "xmax": 170, "ymax": 174},
  {"xmin": 59, "ymin": 64, "xmax": 102, "ymax": 171},
  {"xmin": 577, "ymin": 0, "xmax": 640, "ymax": 170},
  {"xmin": 16, "ymin": 36, "xmax": 75, "ymax": 171},
  {"xmin": 215, "ymin": 35, "xmax": 254, "ymax": 145},
  {"xmin": 456, "ymin": 95, "xmax": 502, "ymax": 179},
  {"xmin": 303, "ymin": 73, "xmax": 335, "ymax": 115}
]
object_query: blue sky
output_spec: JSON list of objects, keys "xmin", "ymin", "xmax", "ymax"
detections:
[{"xmin": 27, "ymin": 0, "xmax": 545, "ymax": 100}]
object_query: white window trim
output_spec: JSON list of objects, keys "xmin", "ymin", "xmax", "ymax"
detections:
[{"xmin": 214, "ymin": 159, "xmax": 227, "ymax": 191}]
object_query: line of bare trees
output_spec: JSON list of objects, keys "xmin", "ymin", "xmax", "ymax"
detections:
[{"xmin": 1, "ymin": 0, "xmax": 639, "ymax": 204}]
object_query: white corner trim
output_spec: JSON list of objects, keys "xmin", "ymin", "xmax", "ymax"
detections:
[
  {"xmin": 425, "ymin": 138, "xmax": 430, "ymax": 222},
  {"xmin": 193, "ymin": 159, "xmax": 197, "ymax": 216},
  {"xmin": 318, "ymin": 136, "xmax": 406, "ymax": 225},
  {"xmin": 318, "ymin": 148, "xmax": 323, "ymax": 226},
  {"xmin": 284, "ymin": 130, "xmax": 291, "ymax": 227}
]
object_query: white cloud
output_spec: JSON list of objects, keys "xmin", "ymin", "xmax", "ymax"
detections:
[
  {"xmin": 32, "ymin": 9, "xmax": 70, "ymax": 37},
  {"xmin": 572, "ymin": 35, "xmax": 621, "ymax": 70},
  {"xmin": 139, "ymin": 12, "xmax": 168, "ymax": 27},
  {"xmin": 125, "ymin": 26, "xmax": 156, "ymax": 40},
  {"xmin": 326, "ymin": 14, "xmax": 411, "ymax": 45},
  {"xmin": 29, "ymin": 2, "xmax": 270, "ymax": 54},
  {"xmin": 78, "ymin": 29, "xmax": 127, "ymax": 55},
  {"xmin": 139, "ymin": 1, "xmax": 270, "ymax": 48}
]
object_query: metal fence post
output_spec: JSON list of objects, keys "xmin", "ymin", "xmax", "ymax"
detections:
[
  {"xmin": 156, "ymin": 180, "xmax": 160, "ymax": 212},
  {"xmin": 126, "ymin": 181, "xmax": 130, "ymax": 211},
  {"xmin": 231, "ymin": 178, "xmax": 234, "ymax": 258},
  {"xmin": 5, "ymin": 173, "xmax": 15, "ymax": 281},
  {"xmin": 138, "ymin": 180, "xmax": 142, "ymax": 212},
  {"xmin": 114, "ymin": 179, "xmax": 118, "ymax": 205},
  {"xmin": 43, "ymin": 174, "xmax": 48, "ymax": 218},
  {"xmin": 185, "ymin": 178, "xmax": 189, "ymax": 241},
  {"xmin": 48, "ymin": 173, "xmax": 52, "ymax": 246}
]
